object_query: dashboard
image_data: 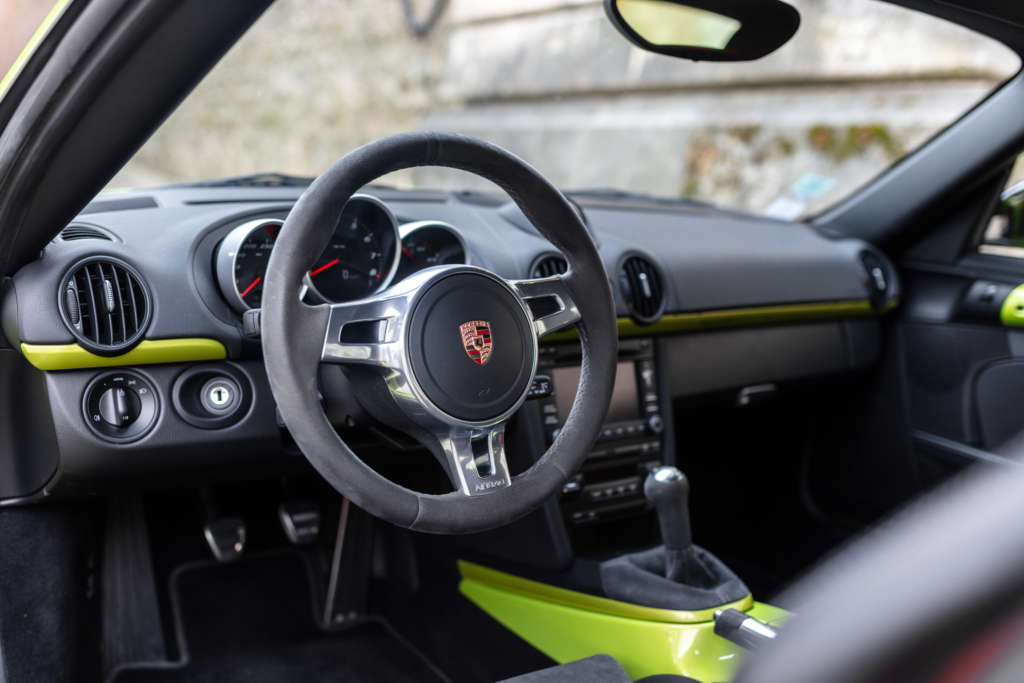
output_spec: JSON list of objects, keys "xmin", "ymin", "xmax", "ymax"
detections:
[{"xmin": 0, "ymin": 183, "xmax": 898, "ymax": 504}]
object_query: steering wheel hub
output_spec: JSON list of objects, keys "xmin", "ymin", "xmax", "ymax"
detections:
[{"xmin": 406, "ymin": 271, "xmax": 537, "ymax": 423}]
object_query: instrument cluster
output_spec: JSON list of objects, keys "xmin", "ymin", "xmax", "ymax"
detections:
[{"xmin": 214, "ymin": 197, "xmax": 467, "ymax": 312}]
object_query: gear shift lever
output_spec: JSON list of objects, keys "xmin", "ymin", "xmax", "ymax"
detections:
[
  {"xmin": 644, "ymin": 466, "xmax": 693, "ymax": 554},
  {"xmin": 645, "ymin": 465, "xmax": 711, "ymax": 583},
  {"xmin": 601, "ymin": 465, "xmax": 750, "ymax": 609}
]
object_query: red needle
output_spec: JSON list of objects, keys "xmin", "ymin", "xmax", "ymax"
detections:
[
  {"xmin": 310, "ymin": 258, "xmax": 340, "ymax": 277},
  {"xmin": 402, "ymin": 247, "xmax": 413, "ymax": 258},
  {"xmin": 240, "ymin": 277, "xmax": 261, "ymax": 298}
]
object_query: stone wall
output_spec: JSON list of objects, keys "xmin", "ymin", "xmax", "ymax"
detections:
[{"xmin": 114, "ymin": 0, "xmax": 1020, "ymax": 215}]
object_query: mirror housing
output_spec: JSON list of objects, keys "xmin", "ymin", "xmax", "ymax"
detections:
[
  {"xmin": 992, "ymin": 180, "xmax": 1024, "ymax": 246},
  {"xmin": 604, "ymin": 0, "xmax": 800, "ymax": 62}
]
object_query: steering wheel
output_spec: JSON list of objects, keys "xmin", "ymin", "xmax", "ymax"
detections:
[{"xmin": 261, "ymin": 132, "xmax": 617, "ymax": 534}]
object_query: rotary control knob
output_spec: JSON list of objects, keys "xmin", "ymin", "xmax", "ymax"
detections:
[
  {"xmin": 97, "ymin": 386, "xmax": 141, "ymax": 427},
  {"xmin": 83, "ymin": 372, "xmax": 158, "ymax": 442},
  {"xmin": 647, "ymin": 414, "xmax": 664, "ymax": 435}
]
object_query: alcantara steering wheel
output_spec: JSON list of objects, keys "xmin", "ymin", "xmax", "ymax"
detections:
[{"xmin": 261, "ymin": 132, "xmax": 617, "ymax": 534}]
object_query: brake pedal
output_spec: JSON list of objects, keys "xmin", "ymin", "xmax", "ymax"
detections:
[
  {"xmin": 278, "ymin": 502, "xmax": 321, "ymax": 545},
  {"xmin": 203, "ymin": 517, "xmax": 246, "ymax": 563}
]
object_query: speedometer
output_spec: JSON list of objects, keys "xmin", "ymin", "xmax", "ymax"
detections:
[
  {"xmin": 305, "ymin": 195, "xmax": 400, "ymax": 302},
  {"xmin": 214, "ymin": 218, "xmax": 282, "ymax": 312},
  {"xmin": 214, "ymin": 196, "xmax": 399, "ymax": 313}
]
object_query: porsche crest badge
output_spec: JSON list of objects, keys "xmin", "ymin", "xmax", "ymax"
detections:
[{"xmin": 459, "ymin": 320, "xmax": 493, "ymax": 366}]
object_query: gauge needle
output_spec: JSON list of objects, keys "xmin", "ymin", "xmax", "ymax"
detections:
[
  {"xmin": 310, "ymin": 258, "xmax": 340, "ymax": 277},
  {"xmin": 402, "ymin": 247, "xmax": 413, "ymax": 258},
  {"xmin": 240, "ymin": 277, "xmax": 261, "ymax": 297}
]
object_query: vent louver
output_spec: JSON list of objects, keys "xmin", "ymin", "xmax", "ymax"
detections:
[
  {"xmin": 619, "ymin": 255, "xmax": 664, "ymax": 323},
  {"xmin": 60, "ymin": 224, "xmax": 112, "ymax": 241},
  {"xmin": 530, "ymin": 255, "xmax": 568, "ymax": 279},
  {"xmin": 58, "ymin": 257, "xmax": 151, "ymax": 355}
]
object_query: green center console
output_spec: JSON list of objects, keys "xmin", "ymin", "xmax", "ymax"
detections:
[
  {"xmin": 459, "ymin": 560, "xmax": 787, "ymax": 681},
  {"xmin": 459, "ymin": 465, "xmax": 787, "ymax": 682}
]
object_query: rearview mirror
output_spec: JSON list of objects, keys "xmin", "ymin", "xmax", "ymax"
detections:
[{"xmin": 604, "ymin": 0, "xmax": 800, "ymax": 62}]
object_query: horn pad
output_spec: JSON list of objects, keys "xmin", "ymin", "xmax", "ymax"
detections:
[{"xmin": 405, "ymin": 272, "xmax": 536, "ymax": 422}]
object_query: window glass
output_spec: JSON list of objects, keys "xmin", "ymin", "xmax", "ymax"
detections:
[
  {"xmin": 979, "ymin": 156, "xmax": 1024, "ymax": 258},
  {"xmin": 112, "ymin": 0, "xmax": 1020, "ymax": 219},
  {"xmin": 0, "ymin": 0, "xmax": 60, "ymax": 98}
]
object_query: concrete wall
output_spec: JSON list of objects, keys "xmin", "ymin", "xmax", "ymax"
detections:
[{"xmin": 113, "ymin": 0, "xmax": 1020, "ymax": 215}]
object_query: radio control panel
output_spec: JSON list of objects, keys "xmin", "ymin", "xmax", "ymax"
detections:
[{"xmin": 538, "ymin": 338, "xmax": 665, "ymax": 526}]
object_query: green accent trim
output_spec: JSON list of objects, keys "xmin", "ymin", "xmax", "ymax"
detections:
[
  {"xmin": 459, "ymin": 560, "xmax": 751, "ymax": 623},
  {"xmin": 459, "ymin": 560, "xmax": 789, "ymax": 681},
  {"xmin": 1001, "ymin": 284, "xmax": 1024, "ymax": 327},
  {"xmin": 545, "ymin": 298, "xmax": 886, "ymax": 341},
  {"xmin": 0, "ymin": 0, "xmax": 72, "ymax": 102},
  {"xmin": 20, "ymin": 339, "xmax": 227, "ymax": 371}
]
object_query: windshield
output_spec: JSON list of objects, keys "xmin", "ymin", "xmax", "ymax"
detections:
[{"xmin": 111, "ymin": 0, "xmax": 1020, "ymax": 219}]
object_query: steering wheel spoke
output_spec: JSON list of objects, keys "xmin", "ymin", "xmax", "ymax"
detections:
[
  {"xmin": 320, "ymin": 295, "xmax": 408, "ymax": 368},
  {"xmin": 511, "ymin": 274, "xmax": 581, "ymax": 338},
  {"xmin": 439, "ymin": 424, "xmax": 513, "ymax": 496}
]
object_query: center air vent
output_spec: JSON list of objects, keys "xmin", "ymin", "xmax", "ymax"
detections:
[
  {"xmin": 58, "ymin": 257, "xmax": 151, "ymax": 355},
  {"xmin": 619, "ymin": 255, "xmax": 664, "ymax": 324},
  {"xmin": 531, "ymin": 254, "xmax": 568, "ymax": 279}
]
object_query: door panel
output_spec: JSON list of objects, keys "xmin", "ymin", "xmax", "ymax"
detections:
[{"xmin": 896, "ymin": 165, "xmax": 1024, "ymax": 484}]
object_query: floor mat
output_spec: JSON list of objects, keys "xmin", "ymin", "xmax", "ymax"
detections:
[{"xmin": 111, "ymin": 553, "xmax": 449, "ymax": 683}]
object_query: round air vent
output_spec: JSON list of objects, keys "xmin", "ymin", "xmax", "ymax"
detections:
[
  {"xmin": 530, "ymin": 254, "xmax": 568, "ymax": 279},
  {"xmin": 58, "ymin": 256, "xmax": 152, "ymax": 355},
  {"xmin": 619, "ymin": 255, "xmax": 665, "ymax": 324}
]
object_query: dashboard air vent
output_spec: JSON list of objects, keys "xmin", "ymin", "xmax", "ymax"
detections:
[
  {"xmin": 531, "ymin": 254, "xmax": 568, "ymax": 279},
  {"xmin": 61, "ymin": 224, "xmax": 113, "ymax": 241},
  {"xmin": 58, "ymin": 257, "xmax": 151, "ymax": 355},
  {"xmin": 619, "ymin": 255, "xmax": 664, "ymax": 323}
]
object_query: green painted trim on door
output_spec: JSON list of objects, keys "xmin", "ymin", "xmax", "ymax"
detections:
[{"xmin": 1001, "ymin": 284, "xmax": 1024, "ymax": 327}]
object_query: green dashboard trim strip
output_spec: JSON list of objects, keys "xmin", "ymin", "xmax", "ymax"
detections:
[
  {"xmin": 20, "ymin": 339, "xmax": 227, "ymax": 371},
  {"xmin": 458, "ymin": 560, "xmax": 789, "ymax": 681},
  {"xmin": 544, "ymin": 298, "xmax": 887, "ymax": 341},
  {"xmin": 458, "ymin": 560, "xmax": 752, "ymax": 624}
]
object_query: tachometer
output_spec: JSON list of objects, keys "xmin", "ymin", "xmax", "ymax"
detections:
[
  {"xmin": 215, "ymin": 218, "xmax": 282, "ymax": 312},
  {"xmin": 394, "ymin": 221, "xmax": 468, "ymax": 281},
  {"xmin": 305, "ymin": 195, "xmax": 400, "ymax": 302}
]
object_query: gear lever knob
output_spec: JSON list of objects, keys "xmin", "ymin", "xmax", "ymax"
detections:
[{"xmin": 644, "ymin": 466, "xmax": 692, "ymax": 553}]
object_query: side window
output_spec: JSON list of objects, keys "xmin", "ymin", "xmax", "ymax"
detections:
[
  {"xmin": 979, "ymin": 156, "xmax": 1024, "ymax": 258},
  {"xmin": 0, "ymin": 3, "xmax": 53, "ymax": 74},
  {"xmin": 0, "ymin": 0, "xmax": 64, "ymax": 102}
]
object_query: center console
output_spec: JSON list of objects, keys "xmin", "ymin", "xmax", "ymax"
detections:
[{"xmin": 536, "ymin": 338, "xmax": 666, "ymax": 526}]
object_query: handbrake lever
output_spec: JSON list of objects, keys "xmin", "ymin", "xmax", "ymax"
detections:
[{"xmin": 713, "ymin": 608, "xmax": 778, "ymax": 651}]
